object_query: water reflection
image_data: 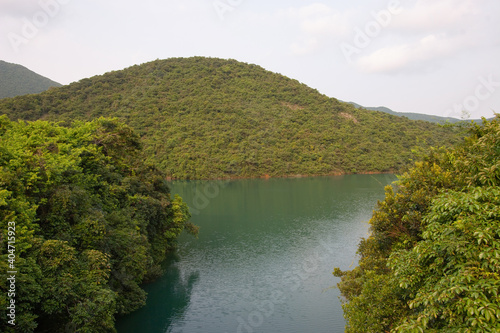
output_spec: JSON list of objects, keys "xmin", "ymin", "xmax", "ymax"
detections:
[{"xmin": 116, "ymin": 252, "xmax": 200, "ymax": 333}]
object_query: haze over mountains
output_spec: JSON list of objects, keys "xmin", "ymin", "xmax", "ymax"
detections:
[
  {"xmin": 0, "ymin": 60, "xmax": 61, "ymax": 99},
  {"xmin": 0, "ymin": 57, "xmax": 460, "ymax": 178},
  {"xmin": 348, "ymin": 102, "xmax": 465, "ymax": 124}
]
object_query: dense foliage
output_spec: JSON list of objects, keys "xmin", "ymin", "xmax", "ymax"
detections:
[
  {"xmin": 0, "ymin": 60, "xmax": 61, "ymax": 99},
  {"xmin": 0, "ymin": 116, "xmax": 197, "ymax": 332},
  {"xmin": 0, "ymin": 57, "xmax": 460, "ymax": 179},
  {"xmin": 334, "ymin": 115, "xmax": 500, "ymax": 332}
]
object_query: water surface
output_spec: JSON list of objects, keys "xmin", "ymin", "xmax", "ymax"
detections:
[{"xmin": 116, "ymin": 174, "xmax": 396, "ymax": 333}]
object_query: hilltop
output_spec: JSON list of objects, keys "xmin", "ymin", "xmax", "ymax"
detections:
[
  {"xmin": 0, "ymin": 57, "xmax": 461, "ymax": 179},
  {"xmin": 0, "ymin": 60, "xmax": 61, "ymax": 98}
]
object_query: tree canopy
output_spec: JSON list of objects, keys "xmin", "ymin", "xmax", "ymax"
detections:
[
  {"xmin": 0, "ymin": 116, "xmax": 197, "ymax": 332},
  {"xmin": 334, "ymin": 115, "xmax": 500, "ymax": 332}
]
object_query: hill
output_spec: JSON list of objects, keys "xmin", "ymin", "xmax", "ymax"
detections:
[
  {"xmin": 0, "ymin": 60, "xmax": 62, "ymax": 99},
  {"xmin": 0, "ymin": 57, "xmax": 461, "ymax": 179},
  {"xmin": 348, "ymin": 102, "xmax": 467, "ymax": 123}
]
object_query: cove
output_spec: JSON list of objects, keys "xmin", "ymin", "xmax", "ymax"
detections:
[{"xmin": 116, "ymin": 174, "xmax": 397, "ymax": 333}]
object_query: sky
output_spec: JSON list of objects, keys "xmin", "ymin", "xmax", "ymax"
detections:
[{"xmin": 1, "ymin": 0, "xmax": 499, "ymax": 119}]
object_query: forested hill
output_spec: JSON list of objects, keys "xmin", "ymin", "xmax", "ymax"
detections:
[
  {"xmin": 0, "ymin": 57, "xmax": 461, "ymax": 179},
  {"xmin": 0, "ymin": 60, "xmax": 61, "ymax": 99}
]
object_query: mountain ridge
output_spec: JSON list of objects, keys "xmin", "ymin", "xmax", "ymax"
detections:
[
  {"xmin": 0, "ymin": 60, "xmax": 62, "ymax": 99},
  {"xmin": 347, "ymin": 102, "xmax": 469, "ymax": 123}
]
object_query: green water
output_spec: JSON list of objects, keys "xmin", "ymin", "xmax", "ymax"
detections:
[{"xmin": 116, "ymin": 174, "xmax": 396, "ymax": 333}]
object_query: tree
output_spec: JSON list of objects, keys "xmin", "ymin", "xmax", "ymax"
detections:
[
  {"xmin": 0, "ymin": 116, "xmax": 197, "ymax": 332},
  {"xmin": 390, "ymin": 187, "xmax": 500, "ymax": 332},
  {"xmin": 334, "ymin": 115, "xmax": 500, "ymax": 332}
]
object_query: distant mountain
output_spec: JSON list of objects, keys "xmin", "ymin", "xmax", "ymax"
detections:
[
  {"xmin": 0, "ymin": 57, "xmax": 461, "ymax": 179},
  {"xmin": 0, "ymin": 60, "xmax": 62, "ymax": 99},
  {"xmin": 348, "ymin": 102, "xmax": 466, "ymax": 124}
]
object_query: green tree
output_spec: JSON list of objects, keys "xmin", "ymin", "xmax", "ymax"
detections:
[
  {"xmin": 390, "ymin": 187, "xmax": 500, "ymax": 332},
  {"xmin": 334, "ymin": 115, "xmax": 500, "ymax": 332},
  {"xmin": 0, "ymin": 116, "xmax": 197, "ymax": 332}
]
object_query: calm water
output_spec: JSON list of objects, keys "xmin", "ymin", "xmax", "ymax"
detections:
[{"xmin": 116, "ymin": 174, "xmax": 396, "ymax": 333}]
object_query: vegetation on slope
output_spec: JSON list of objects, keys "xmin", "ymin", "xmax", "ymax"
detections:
[
  {"xmin": 348, "ymin": 102, "xmax": 470, "ymax": 124},
  {"xmin": 334, "ymin": 115, "xmax": 500, "ymax": 332},
  {"xmin": 0, "ymin": 57, "xmax": 461, "ymax": 179},
  {"xmin": 0, "ymin": 60, "xmax": 61, "ymax": 99},
  {"xmin": 0, "ymin": 116, "xmax": 197, "ymax": 332}
]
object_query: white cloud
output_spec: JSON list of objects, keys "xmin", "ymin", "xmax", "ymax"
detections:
[
  {"xmin": 347, "ymin": 0, "xmax": 499, "ymax": 74},
  {"xmin": 301, "ymin": 13, "xmax": 349, "ymax": 36},
  {"xmin": 392, "ymin": 0, "xmax": 479, "ymax": 33},
  {"xmin": 290, "ymin": 37, "xmax": 320, "ymax": 56},
  {"xmin": 356, "ymin": 33, "xmax": 470, "ymax": 73},
  {"xmin": 282, "ymin": 3, "xmax": 352, "ymax": 55},
  {"xmin": 287, "ymin": 3, "xmax": 332, "ymax": 18},
  {"xmin": 0, "ymin": 0, "xmax": 43, "ymax": 18}
]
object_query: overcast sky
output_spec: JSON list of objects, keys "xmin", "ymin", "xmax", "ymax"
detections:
[{"xmin": 1, "ymin": 0, "xmax": 499, "ymax": 119}]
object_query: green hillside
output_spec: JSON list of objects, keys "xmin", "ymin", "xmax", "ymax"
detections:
[
  {"xmin": 0, "ymin": 57, "xmax": 461, "ymax": 179},
  {"xmin": 0, "ymin": 60, "xmax": 62, "ymax": 99}
]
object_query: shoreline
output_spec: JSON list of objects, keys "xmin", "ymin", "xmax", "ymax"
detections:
[{"xmin": 166, "ymin": 170, "xmax": 397, "ymax": 181}]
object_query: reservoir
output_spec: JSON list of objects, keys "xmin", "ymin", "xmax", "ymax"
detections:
[{"xmin": 116, "ymin": 174, "xmax": 396, "ymax": 333}]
